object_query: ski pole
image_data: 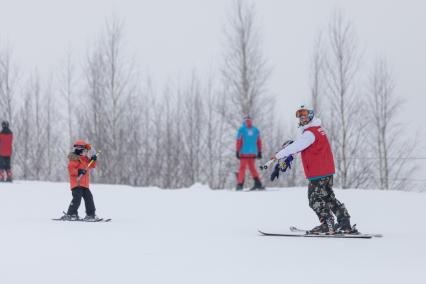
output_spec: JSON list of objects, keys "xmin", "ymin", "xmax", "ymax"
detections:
[
  {"xmin": 260, "ymin": 140, "xmax": 294, "ymax": 170},
  {"xmin": 260, "ymin": 158, "xmax": 275, "ymax": 170},
  {"xmin": 77, "ymin": 150, "xmax": 102, "ymax": 184}
]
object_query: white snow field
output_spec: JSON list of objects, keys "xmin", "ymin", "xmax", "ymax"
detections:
[{"xmin": 0, "ymin": 181, "xmax": 425, "ymax": 284}]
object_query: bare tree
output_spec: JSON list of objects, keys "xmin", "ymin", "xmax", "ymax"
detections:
[
  {"xmin": 310, "ymin": 33, "xmax": 325, "ymax": 115},
  {"xmin": 59, "ymin": 49, "xmax": 76, "ymax": 145},
  {"xmin": 323, "ymin": 11, "xmax": 369, "ymax": 188},
  {"xmin": 44, "ymin": 77, "xmax": 64, "ymax": 181},
  {"xmin": 367, "ymin": 58, "xmax": 416, "ymax": 190},
  {"xmin": 0, "ymin": 43, "xmax": 18, "ymax": 124},
  {"xmin": 221, "ymin": 0, "xmax": 272, "ymax": 127},
  {"xmin": 180, "ymin": 73, "xmax": 205, "ymax": 186},
  {"xmin": 82, "ymin": 17, "xmax": 137, "ymax": 184},
  {"xmin": 14, "ymin": 81, "xmax": 34, "ymax": 179},
  {"xmin": 201, "ymin": 76, "xmax": 232, "ymax": 189}
]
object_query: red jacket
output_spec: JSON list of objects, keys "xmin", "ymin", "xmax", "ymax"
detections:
[
  {"xmin": 68, "ymin": 153, "xmax": 96, "ymax": 189},
  {"xmin": 301, "ymin": 126, "xmax": 335, "ymax": 179},
  {"xmin": 0, "ymin": 132, "xmax": 13, "ymax": 156}
]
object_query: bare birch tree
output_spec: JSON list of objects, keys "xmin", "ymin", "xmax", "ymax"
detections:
[
  {"xmin": 0, "ymin": 44, "xmax": 18, "ymax": 124},
  {"xmin": 82, "ymin": 17, "xmax": 136, "ymax": 184},
  {"xmin": 14, "ymin": 81, "xmax": 34, "ymax": 179},
  {"xmin": 180, "ymin": 73, "xmax": 205, "ymax": 186},
  {"xmin": 367, "ymin": 58, "xmax": 416, "ymax": 189},
  {"xmin": 221, "ymin": 0, "xmax": 272, "ymax": 127},
  {"xmin": 323, "ymin": 11, "xmax": 369, "ymax": 188},
  {"xmin": 310, "ymin": 33, "xmax": 325, "ymax": 115},
  {"xmin": 59, "ymin": 49, "xmax": 76, "ymax": 145}
]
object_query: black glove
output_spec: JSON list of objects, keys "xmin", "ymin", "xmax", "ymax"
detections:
[
  {"xmin": 236, "ymin": 152, "xmax": 240, "ymax": 160},
  {"xmin": 270, "ymin": 163, "xmax": 280, "ymax": 181},
  {"xmin": 257, "ymin": 152, "xmax": 262, "ymax": 159},
  {"xmin": 90, "ymin": 155, "xmax": 97, "ymax": 161},
  {"xmin": 78, "ymin": 169, "xmax": 87, "ymax": 176}
]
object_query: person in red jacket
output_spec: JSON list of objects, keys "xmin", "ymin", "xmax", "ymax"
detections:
[
  {"xmin": 60, "ymin": 140, "xmax": 100, "ymax": 221},
  {"xmin": 273, "ymin": 106, "xmax": 356, "ymax": 235},
  {"xmin": 0, "ymin": 121, "xmax": 13, "ymax": 182}
]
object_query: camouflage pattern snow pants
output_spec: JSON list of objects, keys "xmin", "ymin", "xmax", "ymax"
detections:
[{"xmin": 308, "ymin": 176, "xmax": 350, "ymax": 225}]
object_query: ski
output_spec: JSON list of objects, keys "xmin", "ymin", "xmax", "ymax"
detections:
[
  {"xmin": 258, "ymin": 230, "xmax": 374, "ymax": 239},
  {"xmin": 52, "ymin": 213, "xmax": 111, "ymax": 222},
  {"xmin": 290, "ymin": 226, "xmax": 383, "ymax": 238},
  {"xmin": 52, "ymin": 218, "xmax": 111, "ymax": 222}
]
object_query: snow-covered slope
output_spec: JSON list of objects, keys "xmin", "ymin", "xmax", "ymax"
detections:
[{"xmin": 0, "ymin": 181, "xmax": 424, "ymax": 284}]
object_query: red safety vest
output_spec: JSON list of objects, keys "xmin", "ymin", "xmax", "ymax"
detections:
[{"xmin": 301, "ymin": 126, "xmax": 335, "ymax": 179}]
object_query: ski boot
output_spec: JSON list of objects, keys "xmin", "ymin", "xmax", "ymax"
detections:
[
  {"xmin": 60, "ymin": 213, "xmax": 79, "ymax": 221},
  {"xmin": 309, "ymin": 218, "xmax": 335, "ymax": 235},
  {"xmin": 6, "ymin": 170, "xmax": 12, "ymax": 182},
  {"xmin": 83, "ymin": 215, "xmax": 102, "ymax": 222},
  {"xmin": 236, "ymin": 183, "xmax": 244, "ymax": 191},
  {"xmin": 335, "ymin": 221, "xmax": 359, "ymax": 234},
  {"xmin": 249, "ymin": 178, "xmax": 265, "ymax": 191}
]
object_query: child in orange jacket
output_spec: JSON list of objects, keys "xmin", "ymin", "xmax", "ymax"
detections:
[{"xmin": 61, "ymin": 140, "xmax": 100, "ymax": 221}]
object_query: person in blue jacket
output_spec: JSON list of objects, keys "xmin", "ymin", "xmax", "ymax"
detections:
[{"xmin": 236, "ymin": 116, "xmax": 264, "ymax": 190}]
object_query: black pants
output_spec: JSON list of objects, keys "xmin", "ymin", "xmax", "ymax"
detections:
[
  {"xmin": 308, "ymin": 176, "xmax": 350, "ymax": 225},
  {"xmin": 0, "ymin": 156, "xmax": 11, "ymax": 170},
  {"xmin": 67, "ymin": 187, "xmax": 96, "ymax": 216}
]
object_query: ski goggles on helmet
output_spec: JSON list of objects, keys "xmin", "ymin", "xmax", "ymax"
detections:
[
  {"xmin": 296, "ymin": 108, "xmax": 314, "ymax": 119},
  {"xmin": 295, "ymin": 109, "xmax": 309, "ymax": 118},
  {"xmin": 73, "ymin": 143, "xmax": 91, "ymax": 150}
]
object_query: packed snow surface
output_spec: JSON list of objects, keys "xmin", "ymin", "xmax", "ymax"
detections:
[{"xmin": 0, "ymin": 181, "xmax": 425, "ymax": 284}]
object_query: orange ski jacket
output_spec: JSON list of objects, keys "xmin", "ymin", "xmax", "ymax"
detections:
[{"xmin": 68, "ymin": 153, "xmax": 96, "ymax": 189}]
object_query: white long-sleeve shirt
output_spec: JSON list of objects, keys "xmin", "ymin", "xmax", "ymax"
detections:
[{"xmin": 275, "ymin": 118, "xmax": 322, "ymax": 160}]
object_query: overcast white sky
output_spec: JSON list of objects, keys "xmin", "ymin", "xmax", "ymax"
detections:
[{"xmin": 1, "ymin": 0, "xmax": 425, "ymax": 177}]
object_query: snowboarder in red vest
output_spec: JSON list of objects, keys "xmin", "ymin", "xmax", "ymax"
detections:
[
  {"xmin": 0, "ymin": 121, "xmax": 13, "ymax": 182},
  {"xmin": 236, "ymin": 116, "xmax": 264, "ymax": 191},
  {"xmin": 59, "ymin": 140, "xmax": 101, "ymax": 221},
  {"xmin": 272, "ymin": 106, "xmax": 356, "ymax": 234}
]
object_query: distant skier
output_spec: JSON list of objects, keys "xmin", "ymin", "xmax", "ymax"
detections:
[
  {"xmin": 269, "ymin": 106, "xmax": 356, "ymax": 234},
  {"xmin": 0, "ymin": 121, "xmax": 13, "ymax": 182},
  {"xmin": 60, "ymin": 140, "xmax": 100, "ymax": 221},
  {"xmin": 236, "ymin": 115, "xmax": 264, "ymax": 190}
]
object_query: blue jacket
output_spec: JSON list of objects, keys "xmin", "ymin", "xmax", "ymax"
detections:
[{"xmin": 236, "ymin": 122, "xmax": 261, "ymax": 156}]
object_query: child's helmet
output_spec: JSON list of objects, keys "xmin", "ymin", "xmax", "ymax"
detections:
[{"xmin": 73, "ymin": 140, "xmax": 91, "ymax": 155}]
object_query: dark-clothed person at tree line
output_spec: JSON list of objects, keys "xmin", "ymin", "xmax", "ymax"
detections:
[{"xmin": 0, "ymin": 121, "xmax": 13, "ymax": 182}]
